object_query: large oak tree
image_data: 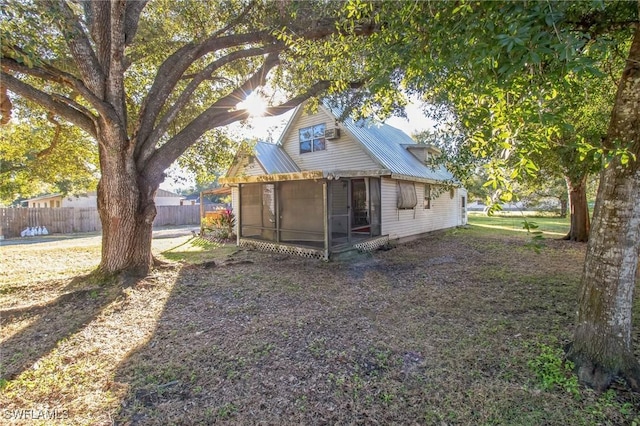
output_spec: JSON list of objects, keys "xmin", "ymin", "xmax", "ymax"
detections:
[{"xmin": 1, "ymin": 0, "xmax": 374, "ymax": 275}]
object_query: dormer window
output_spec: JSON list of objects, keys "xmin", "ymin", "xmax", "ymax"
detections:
[{"xmin": 299, "ymin": 124, "xmax": 326, "ymax": 153}]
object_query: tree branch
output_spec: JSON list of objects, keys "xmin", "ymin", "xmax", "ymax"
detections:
[
  {"xmin": 134, "ymin": 10, "xmax": 377, "ymax": 178},
  {"xmin": 142, "ymin": 53, "xmax": 281, "ymax": 175},
  {"xmin": 36, "ymin": 113, "xmax": 63, "ymax": 159},
  {"xmin": 107, "ymin": 0, "xmax": 128, "ymax": 125},
  {"xmin": 1, "ymin": 72, "xmax": 97, "ymax": 137},
  {"xmin": 135, "ymin": 44, "xmax": 284, "ymax": 165},
  {"xmin": 124, "ymin": 0, "xmax": 149, "ymax": 47},
  {"xmin": 1, "ymin": 55, "xmax": 117, "ymax": 122},
  {"xmin": 85, "ymin": 1, "xmax": 111, "ymax": 72},
  {"xmin": 132, "ymin": 10, "xmax": 366, "ymax": 155},
  {"xmin": 145, "ymin": 74, "xmax": 342, "ymax": 180},
  {"xmin": 53, "ymin": 0, "xmax": 105, "ymax": 98},
  {"xmin": 132, "ymin": 31, "xmax": 275, "ymax": 152},
  {"xmin": 51, "ymin": 93, "xmax": 96, "ymax": 122},
  {"xmin": 0, "ymin": 85, "xmax": 12, "ymax": 125}
]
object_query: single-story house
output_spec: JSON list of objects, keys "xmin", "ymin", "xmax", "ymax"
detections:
[
  {"xmin": 220, "ymin": 101, "xmax": 467, "ymax": 260},
  {"xmin": 24, "ymin": 188, "xmax": 184, "ymax": 208}
]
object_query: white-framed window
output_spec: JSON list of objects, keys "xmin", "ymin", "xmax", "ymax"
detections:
[
  {"xmin": 424, "ymin": 184, "xmax": 431, "ymax": 209},
  {"xmin": 299, "ymin": 124, "xmax": 326, "ymax": 154}
]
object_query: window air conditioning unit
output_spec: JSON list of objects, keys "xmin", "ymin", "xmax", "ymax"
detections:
[{"xmin": 325, "ymin": 128, "xmax": 340, "ymax": 140}]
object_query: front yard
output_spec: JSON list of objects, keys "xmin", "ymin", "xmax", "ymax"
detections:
[{"xmin": 1, "ymin": 221, "xmax": 638, "ymax": 425}]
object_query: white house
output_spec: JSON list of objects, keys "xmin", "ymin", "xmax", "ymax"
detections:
[
  {"xmin": 220, "ymin": 101, "xmax": 467, "ymax": 260},
  {"xmin": 24, "ymin": 188, "xmax": 184, "ymax": 208}
]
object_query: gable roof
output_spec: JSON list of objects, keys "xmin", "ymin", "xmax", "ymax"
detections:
[
  {"xmin": 254, "ymin": 141, "xmax": 300, "ymax": 174},
  {"xmin": 324, "ymin": 103, "xmax": 454, "ymax": 183},
  {"xmin": 23, "ymin": 193, "xmax": 64, "ymax": 202},
  {"xmin": 224, "ymin": 101, "xmax": 456, "ymax": 185}
]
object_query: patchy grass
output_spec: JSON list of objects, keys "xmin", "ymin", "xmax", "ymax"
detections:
[
  {"xmin": 160, "ymin": 236, "xmax": 239, "ymax": 264},
  {"xmin": 1, "ymin": 227, "xmax": 638, "ymax": 425}
]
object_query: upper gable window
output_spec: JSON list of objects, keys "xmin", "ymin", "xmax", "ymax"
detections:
[{"xmin": 299, "ymin": 124, "xmax": 326, "ymax": 154}]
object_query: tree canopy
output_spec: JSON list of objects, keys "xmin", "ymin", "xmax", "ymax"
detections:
[
  {"xmin": 0, "ymin": 0, "xmax": 382, "ymax": 274},
  {"xmin": 350, "ymin": 0, "xmax": 640, "ymax": 392},
  {"xmin": 0, "ymin": 100, "xmax": 98, "ymax": 205}
]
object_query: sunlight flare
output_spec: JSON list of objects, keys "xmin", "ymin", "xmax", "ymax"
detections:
[{"xmin": 237, "ymin": 91, "xmax": 268, "ymax": 117}]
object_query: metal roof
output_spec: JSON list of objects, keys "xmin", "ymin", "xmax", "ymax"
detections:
[
  {"xmin": 255, "ymin": 141, "xmax": 300, "ymax": 174},
  {"xmin": 325, "ymin": 103, "xmax": 455, "ymax": 183}
]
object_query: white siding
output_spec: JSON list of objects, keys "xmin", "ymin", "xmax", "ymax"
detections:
[
  {"xmin": 380, "ymin": 178, "xmax": 462, "ymax": 240},
  {"xmin": 281, "ymin": 108, "xmax": 380, "ymax": 171},
  {"xmin": 232, "ymin": 158, "xmax": 266, "ymax": 177}
]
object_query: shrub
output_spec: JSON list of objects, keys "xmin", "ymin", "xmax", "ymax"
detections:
[{"xmin": 202, "ymin": 209, "xmax": 236, "ymax": 240}]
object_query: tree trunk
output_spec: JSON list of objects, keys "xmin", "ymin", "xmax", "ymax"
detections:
[
  {"xmin": 97, "ymin": 127, "xmax": 159, "ymax": 277},
  {"xmin": 568, "ymin": 25, "xmax": 640, "ymax": 392},
  {"xmin": 563, "ymin": 174, "xmax": 590, "ymax": 242},
  {"xmin": 559, "ymin": 197, "xmax": 568, "ymax": 218}
]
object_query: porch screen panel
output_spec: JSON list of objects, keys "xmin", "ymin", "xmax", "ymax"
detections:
[
  {"xmin": 240, "ymin": 183, "xmax": 276, "ymax": 241},
  {"xmin": 278, "ymin": 180, "xmax": 324, "ymax": 246},
  {"xmin": 369, "ymin": 178, "xmax": 381, "ymax": 236},
  {"xmin": 330, "ymin": 179, "xmax": 349, "ymax": 246}
]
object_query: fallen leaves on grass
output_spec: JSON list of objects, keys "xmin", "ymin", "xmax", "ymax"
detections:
[{"xmin": 1, "ymin": 228, "xmax": 638, "ymax": 425}]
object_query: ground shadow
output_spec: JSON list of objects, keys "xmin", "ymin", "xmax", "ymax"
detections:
[
  {"xmin": 108, "ymin": 236, "xmax": 639, "ymax": 425},
  {"xmin": 0, "ymin": 274, "xmax": 127, "ymax": 380}
]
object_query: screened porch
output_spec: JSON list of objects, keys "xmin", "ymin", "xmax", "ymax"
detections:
[{"xmin": 237, "ymin": 177, "xmax": 382, "ymax": 258}]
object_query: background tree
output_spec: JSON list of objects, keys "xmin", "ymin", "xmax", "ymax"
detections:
[
  {"xmin": 0, "ymin": 102, "xmax": 98, "ymax": 205},
  {"xmin": 175, "ymin": 129, "xmax": 241, "ymax": 189},
  {"xmin": 0, "ymin": 0, "xmax": 376, "ymax": 275},
  {"xmin": 401, "ymin": 5, "xmax": 619, "ymax": 239},
  {"xmin": 550, "ymin": 66, "xmax": 620, "ymax": 241}
]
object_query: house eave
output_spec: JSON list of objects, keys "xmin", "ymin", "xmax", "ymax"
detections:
[
  {"xmin": 390, "ymin": 173, "xmax": 457, "ymax": 185},
  {"xmin": 220, "ymin": 170, "xmax": 325, "ymax": 184},
  {"xmin": 324, "ymin": 169, "xmax": 392, "ymax": 179},
  {"xmin": 221, "ymin": 169, "xmax": 395, "ymax": 184}
]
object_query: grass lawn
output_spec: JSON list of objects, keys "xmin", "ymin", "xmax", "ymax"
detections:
[
  {"xmin": 1, "ymin": 225, "xmax": 638, "ymax": 425},
  {"xmin": 468, "ymin": 212, "xmax": 570, "ymax": 237}
]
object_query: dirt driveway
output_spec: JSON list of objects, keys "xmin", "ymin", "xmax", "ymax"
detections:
[{"xmin": 0, "ymin": 225, "xmax": 198, "ymax": 246}]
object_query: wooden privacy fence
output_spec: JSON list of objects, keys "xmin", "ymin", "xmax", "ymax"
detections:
[{"xmin": 0, "ymin": 205, "xmax": 202, "ymax": 239}]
